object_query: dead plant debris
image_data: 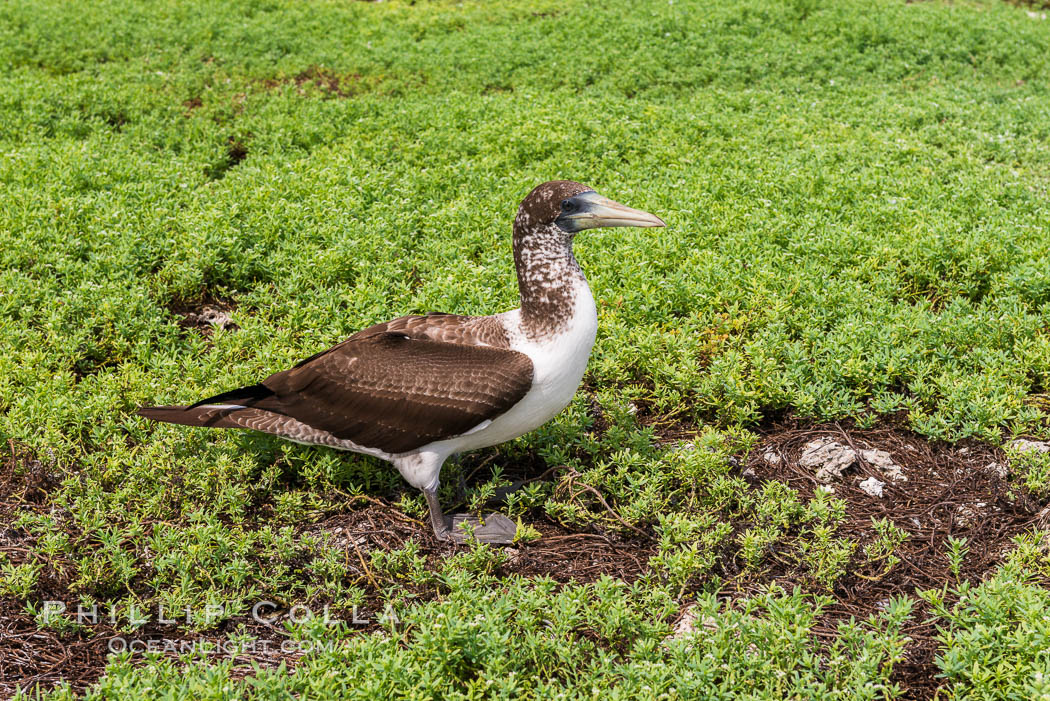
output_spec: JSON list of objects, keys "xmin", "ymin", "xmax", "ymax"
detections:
[
  {"xmin": 0, "ymin": 596, "xmax": 304, "ymax": 697},
  {"xmin": 182, "ymin": 96, "xmax": 203, "ymax": 116},
  {"xmin": 727, "ymin": 419, "xmax": 1048, "ymax": 700},
  {"xmin": 0, "ymin": 443, "xmax": 77, "ymax": 603},
  {"xmin": 168, "ymin": 295, "xmax": 239, "ymax": 337},
  {"xmin": 305, "ymin": 499, "xmax": 657, "ymax": 590},
  {"xmin": 260, "ymin": 66, "xmax": 363, "ymax": 98},
  {"xmin": 3, "ymin": 421, "xmax": 1048, "ymax": 699}
]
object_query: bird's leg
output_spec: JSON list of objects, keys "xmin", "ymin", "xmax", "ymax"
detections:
[
  {"xmin": 423, "ymin": 486, "xmax": 452, "ymax": 541},
  {"xmin": 422, "ymin": 485, "xmax": 518, "ymax": 545}
]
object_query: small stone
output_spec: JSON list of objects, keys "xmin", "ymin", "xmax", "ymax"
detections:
[
  {"xmin": 799, "ymin": 438, "xmax": 856, "ymax": 483},
  {"xmin": 1035, "ymin": 506, "xmax": 1050, "ymax": 530},
  {"xmin": 956, "ymin": 504, "xmax": 979, "ymax": 528},
  {"xmin": 762, "ymin": 449, "xmax": 782, "ymax": 466},
  {"xmin": 198, "ymin": 306, "xmax": 236, "ymax": 330},
  {"xmin": 672, "ymin": 611, "xmax": 696, "ymax": 639},
  {"xmin": 742, "ymin": 467, "xmax": 757, "ymax": 479},
  {"xmin": 668, "ymin": 606, "xmax": 718, "ymax": 642},
  {"xmin": 858, "ymin": 476, "xmax": 885, "ymax": 498},
  {"xmin": 1008, "ymin": 438, "xmax": 1050, "ymax": 454},
  {"xmin": 860, "ymin": 448, "xmax": 907, "ymax": 482},
  {"xmin": 985, "ymin": 461, "xmax": 1008, "ymax": 479}
]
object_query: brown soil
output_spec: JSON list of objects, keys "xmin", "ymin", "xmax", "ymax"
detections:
[
  {"xmin": 2, "ymin": 420, "xmax": 1046, "ymax": 699},
  {"xmin": 726, "ymin": 419, "xmax": 1048, "ymax": 701},
  {"xmin": 1005, "ymin": 0, "xmax": 1050, "ymax": 9},
  {"xmin": 0, "ymin": 442, "xmax": 75, "ymax": 599},
  {"xmin": 0, "ymin": 594, "xmax": 307, "ymax": 697},
  {"xmin": 1, "ymin": 498, "xmax": 653, "ymax": 698},
  {"xmin": 305, "ymin": 500, "xmax": 656, "ymax": 589},
  {"xmin": 0, "ymin": 441, "xmax": 59, "ymax": 520},
  {"xmin": 1, "ymin": 444, "xmax": 94, "ymax": 697},
  {"xmin": 167, "ymin": 295, "xmax": 238, "ymax": 338},
  {"xmin": 182, "ymin": 96, "xmax": 203, "ymax": 116},
  {"xmin": 260, "ymin": 66, "xmax": 363, "ymax": 98},
  {"xmin": 0, "ymin": 437, "xmax": 654, "ymax": 697},
  {"xmin": 1, "ymin": 597, "xmax": 111, "ymax": 696}
]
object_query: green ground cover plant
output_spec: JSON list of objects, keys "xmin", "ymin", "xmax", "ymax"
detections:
[
  {"xmin": 922, "ymin": 548, "xmax": 1050, "ymax": 700},
  {"xmin": 1, "ymin": 0, "xmax": 1050, "ymax": 697}
]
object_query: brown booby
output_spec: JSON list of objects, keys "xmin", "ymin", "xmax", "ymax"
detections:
[{"xmin": 139, "ymin": 181, "xmax": 665, "ymax": 544}]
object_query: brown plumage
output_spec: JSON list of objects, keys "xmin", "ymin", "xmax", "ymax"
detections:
[{"xmin": 139, "ymin": 314, "xmax": 533, "ymax": 454}]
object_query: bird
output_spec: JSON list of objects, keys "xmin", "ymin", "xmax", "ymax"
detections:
[{"xmin": 139, "ymin": 181, "xmax": 665, "ymax": 544}]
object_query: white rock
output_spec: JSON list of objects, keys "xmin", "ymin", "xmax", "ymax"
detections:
[
  {"xmin": 762, "ymin": 449, "xmax": 782, "ymax": 466},
  {"xmin": 668, "ymin": 606, "xmax": 718, "ymax": 642},
  {"xmin": 984, "ymin": 461, "xmax": 1007, "ymax": 479},
  {"xmin": 860, "ymin": 448, "xmax": 907, "ymax": 482},
  {"xmin": 197, "ymin": 306, "xmax": 236, "ymax": 330},
  {"xmin": 956, "ymin": 504, "xmax": 979, "ymax": 528},
  {"xmin": 1008, "ymin": 438, "xmax": 1050, "ymax": 454},
  {"xmin": 799, "ymin": 438, "xmax": 856, "ymax": 483},
  {"xmin": 858, "ymin": 476, "xmax": 885, "ymax": 498},
  {"xmin": 1035, "ymin": 506, "xmax": 1050, "ymax": 531}
]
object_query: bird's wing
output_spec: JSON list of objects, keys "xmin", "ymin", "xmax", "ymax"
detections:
[{"xmin": 249, "ymin": 329, "xmax": 534, "ymax": 454}]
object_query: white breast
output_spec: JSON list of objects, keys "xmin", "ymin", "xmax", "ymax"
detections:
[{"xmin": 437, "ymin": 278, "xmax": 598, "ymax": 454}]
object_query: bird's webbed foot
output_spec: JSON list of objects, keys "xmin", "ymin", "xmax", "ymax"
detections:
[
  {"xmin": 424, "ymin": 486, "xmax": 517, "ymax": 544},
  {"xmin": 446, "ymin": 512, "xmax": 518, "ymax": 544}
]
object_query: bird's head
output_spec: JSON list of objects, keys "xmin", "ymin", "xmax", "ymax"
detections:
[{"xmin": 514, "ymin": 180, "xmax": 665, "ymax": 239}]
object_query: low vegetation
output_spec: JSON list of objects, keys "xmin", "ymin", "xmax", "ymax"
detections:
[{"xmin": 2, "ymin": 0, "xmax": 1049, "ymax": 698}]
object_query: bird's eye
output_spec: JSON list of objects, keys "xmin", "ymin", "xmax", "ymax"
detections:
[{"xmin": 561, "ymin": 199, "xmax": 576, "ymax": 213}]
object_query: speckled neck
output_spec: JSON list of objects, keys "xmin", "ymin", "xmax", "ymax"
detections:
[{"xmin": 513, "ymin": 221, "xmax": 586, "ymax": 341}]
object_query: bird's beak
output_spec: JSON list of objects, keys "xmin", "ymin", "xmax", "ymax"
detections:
[{"xmin": 557, "ymin": 190, "xmax": 666, "ymax": 232}]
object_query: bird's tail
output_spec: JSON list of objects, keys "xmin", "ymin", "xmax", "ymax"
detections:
[
  {"xmin": 138, "ymin": 383, "xmax": 274, "ymax": 428},
  {"xmin": 136, "ymin": 404, "xmax": 241, "ymax": 428}
]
